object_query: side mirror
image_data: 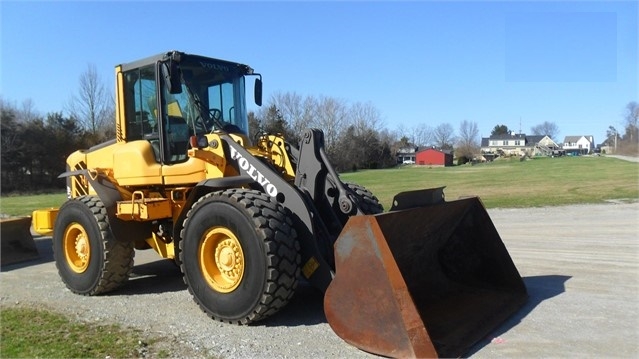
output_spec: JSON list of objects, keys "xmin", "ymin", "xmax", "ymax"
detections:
[
  {"xmin": 254, "ymin": 76, "xmax": 262, "ymax": 107},
  {"xmin": 162, "ymin": 61, "xmax": 182, "ymax": 95}
]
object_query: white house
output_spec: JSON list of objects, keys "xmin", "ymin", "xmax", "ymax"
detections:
[
  {"xmin": 563, "ymin": 136, "xmax": 594, "ymax": 155},
  {"xmin": 481, "ymin": 133, "xmax": 559, "ymax": 157},
  {"xmin": 396, "ymin": 147, "xmax": 417, "ymax": 164}
]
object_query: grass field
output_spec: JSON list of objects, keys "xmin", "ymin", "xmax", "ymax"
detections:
[
  {"xmin": 340, "ymin": 155, "xmax": 639, "ymax": 209},
  {"xmin": 0, "ymin": 192, "xmax": 67, "ymax": 217},
  {"xmin": 0, "ymin": 156, "xmax": 637, "ymax": 216},
  {"xmin": 0, "ymin": 305, "xmax": 166, "ymax": 358}
]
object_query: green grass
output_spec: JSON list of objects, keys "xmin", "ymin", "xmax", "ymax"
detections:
[
  {"xmin": 0, "ymin": 305, "xmax": 166, "ymax": 358},
  {"xmin": 340, "ymin": 156, "xmax": 639, "ymax": 209},
  {"xmin": 0, "ymin": 192, "xmax": 67, "ymax": 216}
]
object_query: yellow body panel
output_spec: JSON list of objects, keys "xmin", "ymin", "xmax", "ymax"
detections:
[
  {"xmin": 31, "ymin": 208, "xmax": 59, "ymax": 236},
  {"xmin": 161, "ymin": 157, "xmax": 207, "ymax": 185},
  {"xmin": 85, "ymin": 144, "xmax": 117, "ymax": 168},
  {"xmin": 112, "ymin": 141, "xmax": 162, "ymax": 186},
  {"xmin": 116, "ymin": 198, "xmax": 172, "ymax": 221},
  {"xmin": 259, "ymin": 135, "xmax": 296, "ymax": 179}
]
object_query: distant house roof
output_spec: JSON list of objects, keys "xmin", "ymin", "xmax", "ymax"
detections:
[
  {"xmin": 488, "ymin": 133, "xmax": 526, "ymax": 140},
  {"xmin": 397, "ymin": 147, "xmax": 418, "ymax": 153},
  {"xmin": 417, "ymin": 147, "xmax": 452, "ymax": 155},
  {"xmin": 564, "ymin": 136, "xmax": 582, "ymax": 143},
  {"xmin": 481, "ymin": 134, "xmax": 558, "ymax": 148},
  {"xmin": 563, "ymin": 135, "xmax": 594, "ymax": 144},
  {"xmin": 526, "ymin": 135, "xmax": 545, "ymax": 144}
]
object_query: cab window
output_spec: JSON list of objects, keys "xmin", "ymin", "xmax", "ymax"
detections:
[{"xmin": 123, "ymin": 65, "xmax": 157, "ymax": 140}]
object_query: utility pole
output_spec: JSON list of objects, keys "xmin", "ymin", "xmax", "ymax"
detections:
[{"xmin": 519, "ymin": 117, "xmax": 522, "ymax": 135}]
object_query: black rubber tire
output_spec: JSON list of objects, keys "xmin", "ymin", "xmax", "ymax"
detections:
[
  {"xmin": 346, "ymin": 182, "xmax": 384, "ymax": 214},
  {"xmin": 52, "ymin": 196, "xmax": 134, "ymax": 295},
  {"xmin": 179, "ymin": 189, "xmax": 300, "ymax": 324}
]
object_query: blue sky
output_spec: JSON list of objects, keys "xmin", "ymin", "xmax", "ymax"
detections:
[{"xmin": 1, "ymin": 1, "xmax": 637, "ymax": 145}]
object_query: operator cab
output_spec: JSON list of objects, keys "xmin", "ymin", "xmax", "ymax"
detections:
[{"xmin": 118, "ymin": 51, "xmax": 262, "ymax": 164}]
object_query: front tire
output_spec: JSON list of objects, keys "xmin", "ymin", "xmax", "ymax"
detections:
[
  {"xmin": 52, "ymin": 196, "xmax": 134, "ymax": 295},
  {"xmin": 346, "ymin": 182, "xmax": 384, "ymax": 214},
  {"xmin": 180, "ymin": 189, "xmax": 300, "ymax": 324}
]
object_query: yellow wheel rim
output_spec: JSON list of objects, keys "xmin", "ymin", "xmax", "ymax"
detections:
[
  {"xmin": 63, "ymin": 223, "xmax": 90, "ymax": 273},
  {"xmin": 199, "ymin": 227, "xmax": 245, "ymax": 293}
]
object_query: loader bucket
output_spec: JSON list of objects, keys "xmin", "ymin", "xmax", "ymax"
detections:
[
  {"xmin": 1, "ymin": 217, "xmax": 39, "ymax": 267},
  {"xmin": 325, "ymin": 195, "xmax": 527, "ymax": 358}
]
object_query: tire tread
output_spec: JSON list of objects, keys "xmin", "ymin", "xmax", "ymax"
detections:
[{"xmin": 180, "ymin": 189, "xmax": 300, "ymax": 324}]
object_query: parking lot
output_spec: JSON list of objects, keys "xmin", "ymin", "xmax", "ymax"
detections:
[{"xmin": 471, "ymin": 201, "xmax": 639, "ymax": 358}]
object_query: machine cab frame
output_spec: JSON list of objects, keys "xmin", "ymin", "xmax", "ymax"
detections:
[{"xmin": 116, "ymin": 51, "xmax": 261, "ymax": 165}]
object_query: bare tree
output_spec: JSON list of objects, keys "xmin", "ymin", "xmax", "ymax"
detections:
[
  {"xmin": 259, "ymin": 92, "xmax": 395, "ymax": 168},
  {"xmin": 433, "ymin": 123, "xmax": 455, "ymax": 150},
  {"xmin": 530, "ymin": 121, "xmax": 559, "ymax": 140},
  {"xmin": 311, "ymin": 96, "xmax": 349, "ymax": 152},
  {"xmin": 393, "ymin": 123, "xmax": 430, "ymax": 147},
  {"xmin": 394, "ymin": 123, "xmax": 411, "ymax": 145},
  {"xmin": 624, "ymin": 101, "xmax": 638, "ymax": 142},
  {"xmin": 606, "ymin": 125, "xmax": 619, "ymax": 152},
  {"xmin": 270, "ymin": 91, "xmax": 314, "ymax": 144},
  {"xmin": 350, "ymin": 101, "xmax": 384, "ymax": 135},
  {"xmin": 412, "ymin": 124, "xmax": 433, "ymax": 147},
  {"xmin": 19, "ymin": 98, "xmax": 40, "ymax": 122},
  {"xmin": 67, "ymin": 63, "xmax": 113, "ymax": 136},
  {"xmin": 456, "ymin": 120, "xmax": 480, "ymax": 160}
]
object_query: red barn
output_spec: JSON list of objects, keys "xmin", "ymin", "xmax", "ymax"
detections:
[{"xmin": 416, "ymin": 148, "xmax": 453, "ymax": 166}]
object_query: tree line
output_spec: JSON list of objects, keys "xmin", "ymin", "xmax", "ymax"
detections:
[
  {"xmin": 605, "ymin": 101, "xmax": 639, "ymax": 155},
  {"xmin": 1, "ymin": 65, "xmax": 115, "ymax": 193},
  {"xmin": 0, "ymin": 103, "xmax": 104, "ymax": 192},
  {"xmin": 2, "ymin": 63, "xmax": 636, "ymax": 194}
]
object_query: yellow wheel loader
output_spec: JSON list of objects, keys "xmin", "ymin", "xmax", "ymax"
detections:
[{"xmin": 33, "ymin": 51, "xmax": 527, "ymax": 358}]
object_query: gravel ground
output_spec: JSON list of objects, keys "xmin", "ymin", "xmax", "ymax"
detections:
[
  {"xmin": 1, "ymin": 201, "xmax": 638, "ymax": 358},
  {"xmin": 605, "ymin": 154, "xmax": 639, "ymax": 163}
]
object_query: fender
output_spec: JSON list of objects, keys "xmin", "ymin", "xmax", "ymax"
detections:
[{"xmin": 58, "ymin": 169, "xmax": 152, "ymax": 242}]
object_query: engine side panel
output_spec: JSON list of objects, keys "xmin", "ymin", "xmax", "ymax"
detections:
[{"xmin": 112, "ymin": 141, "xmax": 162, "ymax": 186}]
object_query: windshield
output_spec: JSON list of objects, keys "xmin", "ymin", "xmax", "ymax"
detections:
[{"xmin": 168, "ymin": 56, "xmax": 249, "ymax": 135}]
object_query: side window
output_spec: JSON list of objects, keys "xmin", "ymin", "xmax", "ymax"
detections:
[
  {"xmin": 206, "ymin": 77, "xmax": 247, "ymax": 135},
  {"xmin": 162, "ymin": 83, "xmax": 190, "ymax": 163},
  {"xmin": 124, "ymin": 65, "xmax": 157, "ymax": 140},
  {"xmin": 208, "ymin": 82, "xmax": 235, "ymax": 123}
]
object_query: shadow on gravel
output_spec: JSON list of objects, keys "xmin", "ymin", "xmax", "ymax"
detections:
[
  {"xmin": 466, "ymin": 274, "xmax": 571, "ymax": 357},
  {"xmin": 114, "ymin": 259, "xmax": 187, "ymax": 295},
  {"xmin": 261, "ymin": 275, "xmax": 571, "ymax": 335},
  {"xmin": 0, "ymin": 236, "xmax": 54, "ymax": 272},
  {"xmin": 262, "ymin": 282, "xmax": 327, "ymax": 327}
]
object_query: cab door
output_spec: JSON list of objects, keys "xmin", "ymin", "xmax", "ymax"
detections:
[{"xmin": 112, "ymin": 64, "xmax": 162, "ymax": 186}]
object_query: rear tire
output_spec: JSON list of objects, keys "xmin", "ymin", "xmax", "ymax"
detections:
[
  {"xmin": 52, "ymin": 196, "xmax": 134, "ymax": 295},
  {"xmin": 180, "ymin": 189, "xmax": 300, "ymax": 324},
  {"xmin": 346, "ymin": 183, "xmax": 384, "ymax": 214}
]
